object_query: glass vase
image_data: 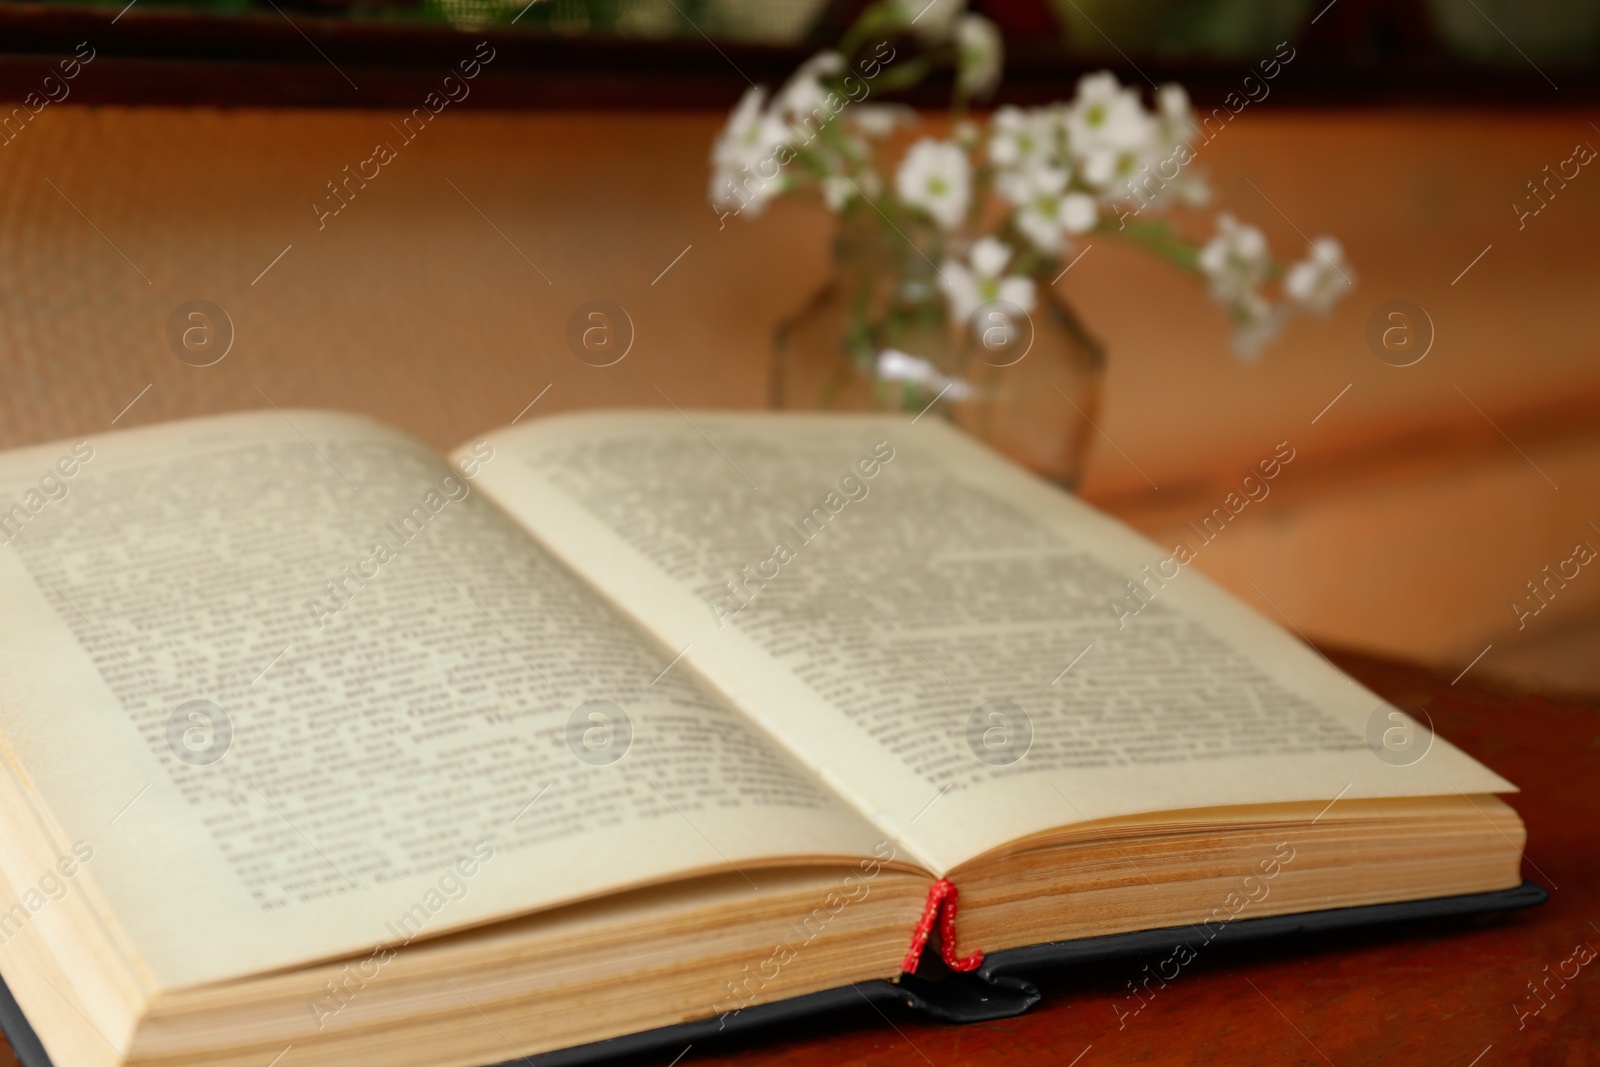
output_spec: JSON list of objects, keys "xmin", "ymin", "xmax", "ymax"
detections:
[{"xmin": 771, "ymin": 218, "xmax": 1106, "ymax": 490}]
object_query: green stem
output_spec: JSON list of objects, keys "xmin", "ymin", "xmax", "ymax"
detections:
[
  {"xmin": 838, "ymin": 3, "xmax": 896, "ymax": 64},
  {"xmin": 1105, "ymin": 218, "xmax": 1203, "ymax": 274},
  {"xmin": 871, "ymin": 56, "xmax": 934, "ymax": 93}
]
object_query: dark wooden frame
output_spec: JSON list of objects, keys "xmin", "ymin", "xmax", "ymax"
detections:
[{"xmin": 1, "ymin": 0, "xmax": 1595, "ymax": 109}]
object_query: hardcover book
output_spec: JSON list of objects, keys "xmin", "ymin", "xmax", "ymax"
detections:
[{"xmin": 0, "ymin": 410, "xmax": 1530, "ymax": 1067}]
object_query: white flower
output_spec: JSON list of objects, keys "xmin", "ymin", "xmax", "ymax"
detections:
[
  {"xmin": 896, "ymin": 138, "xmax": 971, "ymax": 230},
  {"xmin": 993, "ymin": 160, "xmax": 1042, "ymax": 206},
  {"xmin": 708, "ymin": 86, "xmax": 791, "ymax": 215},
  {"xmin": 1063, "ymin": 72, "xmax": 1158, "ymax": 196},
  {"xmin": 1065, "ymin": 71, "xmax": 1156, "ymax": 155},
  {"xmin": 940, "ymin": 237, "xmax": 1035, "ymax": 326},
  {"xmin": 988, "ymin": 106, "xmax": 1057, "ymax": 171},
  {"xmin": 1284, "ymin": 237, "xmax": 1354, "ymax": 315},
  {"xmin": 1061, "ymin": 192, "xmax": 1098, "ymax": 233},
  {"xmin": 895, "ymin": 0, "xmax": 965, "ymax": 42},
  {"xmin": 1198, "ymin": 213, "xmax": 1271, "ymax": 304},
  {"xmin": 1123, "ymin": 82, "xmax": 1207, "ymax": 210},
  {"xmin": 1154, "ymin": 83, "xmax": 1196, "ymax": 146},
  {"xmin": 711, "ymin": 86, "xmax": 788, "ymax": 170},
  {"xmin": 877, "ymin": 349, "xmax": 976, "ymax": 400},
  {"xmin": 1080, "ymin": 143, "xmax": 1163, "ymax": 197},
  {"xmin": 955, "ymin": 14, "xmax": 1003, "ymax": 99},
  {"xmin": 999, "ymin": 166, "xmax": 1098, "ymax": 255},
  {"xmin": 775, "ymin": 51, "xmax": 845, "ymax": 123},
  {"xmin": 1197, "ymin": 214, "xmax": 1288, "ymax": 361},
  {"xmin": 1231, "ymin": 296, "xmax": 1285, "ymax": 363}
]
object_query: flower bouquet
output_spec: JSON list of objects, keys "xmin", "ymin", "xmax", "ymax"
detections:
[{"xmin": 707, "ymin": 0, "xmax": 1353, "ymax": 487}]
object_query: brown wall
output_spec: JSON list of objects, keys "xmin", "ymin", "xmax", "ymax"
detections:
[{"xmin": 2, "ymin": 105, "xmax": 1597, "ymax": 678}]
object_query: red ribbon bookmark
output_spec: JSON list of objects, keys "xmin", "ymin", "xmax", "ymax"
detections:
[{"xmin": 901, "ymin": 878, "xmax": 984, "ymax": 974}]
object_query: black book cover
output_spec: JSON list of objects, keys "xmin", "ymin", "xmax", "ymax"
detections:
[{"xmin": 0, "ymin": 882, "xmax": 1545, "ymax": 1067}]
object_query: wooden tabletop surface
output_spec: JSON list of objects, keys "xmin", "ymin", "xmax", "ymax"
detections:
[{"xmin": 591, "ymin": 652, "xmax": 1592, "ymax": 1067}]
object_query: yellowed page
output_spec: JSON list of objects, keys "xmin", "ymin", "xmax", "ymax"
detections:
[
  {"xmin": 0, "ymin": 411, "xmax": 886, "ymax": 997},
  {"xmin": 462, "ymin": 410, "xmax": 1514, "ymax": 876}
]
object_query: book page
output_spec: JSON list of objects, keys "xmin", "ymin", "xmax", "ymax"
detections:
[
  {"xmin": 0, "ymin": 412, "xmax": 887, "ymax": 992},
  {"xmin": 464, "ymin": 411, "xmax": 1514, "ymax": 876}
]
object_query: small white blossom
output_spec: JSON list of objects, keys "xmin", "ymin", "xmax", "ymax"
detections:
[
  {"xmin": 896, "ymin": 138, "xmax": 971, "ymax": 230},
  {"xmin": 877, "ymin": 349, "xmax": 976, "ymax": 399},
  {"xmin": 988, "ymin": 106, "xmax": 1057, "ymax": 171},
  {"xmin": 1198, "ymin": 214, "xmax": 1285, "ymax": 361},
  {"xmin": 1061, "ymin": 192, "xmax": 1098, "ymax": 233},
  {"xmin": 775, "ymin": 51, "xmax": 845, "ymax": 122},
  {"xmin": 1155, "ymin": 83, "xmax": 1196, "ymax": 146},
  {"xmin": 994, "ymin": 161, "xmax": 1041, "ymax": 206},
  {"xmin": 1131, "ymin": 82, "xmax": 1207, "ymax": 210},
  {"xmin": 999, "ymin": 166, "xmax": 1098, "ymax": 255},
  {"xmin": 955, "ymin": 14, "xmax": 1003, "ymax": 99},
  {"xmin": 710, "ymin": 86, "xmax": 788, "ymax": 170},
  {"xmin": 1198, "ymin": 213, "xmax": 1271, "ymax": 305},
  {"xmin": 1065, "ymin": 72, "xmax": 1156, "ymax": 155},
  {"xmin": 1064, "ymin": 72, "xmax": 1159, "ymax": 196},
  {"xmin": 1284, "ymin": 236, "xmax": 1354, "ymax": 315},
  {"xmin": 1084, "ymin": 146, "xmax": 1166, "ymax": 201},
  {"xmin": 1231, "ymin": 295, "xmax": 1285, "ymax": 363},
  {"xmin": 895, "ymin": 0, "xmax": 965, "ymax": 42},
  {"xmin": 940, "ymin": 237, "xmax": 1035, "ymax": 326},
  {"xmin": 708, "ymin": 86, "xmax": 791, "ymax": 215}
]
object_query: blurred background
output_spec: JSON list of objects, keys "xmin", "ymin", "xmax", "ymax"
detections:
[{"xmin": 1, "ymin": 0, "xmax": 1597, "ymax": 695}]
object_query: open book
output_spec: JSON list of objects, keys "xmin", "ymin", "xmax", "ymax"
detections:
[{"xmin": 0, "ymin": 409, "xmax": 1524, "ymax": 1067}]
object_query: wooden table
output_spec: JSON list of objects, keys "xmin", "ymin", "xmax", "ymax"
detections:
[{"xmin": 587, "ymin": 653, "xmax": 1591, "ymax": 1067}]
